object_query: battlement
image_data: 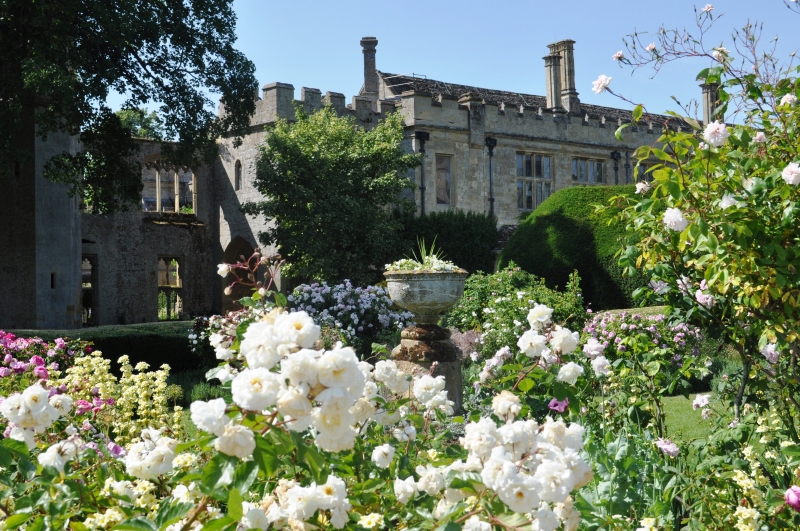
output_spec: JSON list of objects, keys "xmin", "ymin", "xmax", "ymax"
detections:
[
  {"xmin": 218, "ymin": 82, "xmax": 398, "ymax": 131},
  {"xmin": 396, "ymin": 91, "xmax": 690, "ymax": 150}
]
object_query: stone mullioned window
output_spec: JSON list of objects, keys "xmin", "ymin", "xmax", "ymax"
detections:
[{"xmin": 516, "ymin": 153, "xmax": 552, "ymax": 211}]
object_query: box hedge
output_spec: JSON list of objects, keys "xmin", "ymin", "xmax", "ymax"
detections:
[
  {"xmin": 7, "ymin": 321, "xmax": 204, "ymax": 374},
  {"xmin": 394, "ymin": 209, "xmax": 498, "ymax": 274},
  {"xmin": 498, "ymin": 185, "xmax": 648, "ymax": 310}
]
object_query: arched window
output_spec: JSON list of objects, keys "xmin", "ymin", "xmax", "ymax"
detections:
[{"xmin": 234, "ymin": 160, "xmax": 242, "ymax": 191}]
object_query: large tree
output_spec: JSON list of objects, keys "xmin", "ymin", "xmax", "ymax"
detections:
[
  {"xmin": 0, "ymin": 0, "xmax": 258, "ymax": 214},
  {"xmin": 242, "ymin": 107, "xmax": 420, "ymax": 285}
]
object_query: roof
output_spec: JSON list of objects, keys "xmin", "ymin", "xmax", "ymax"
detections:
[{"xmin": 378, "ymin": 71, "xmax": 678, "ymax": 126}]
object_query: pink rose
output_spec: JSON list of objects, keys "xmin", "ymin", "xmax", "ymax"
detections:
[{"xmin": 785, "ymin": 486, "xmax": 800, "ymax": 512}]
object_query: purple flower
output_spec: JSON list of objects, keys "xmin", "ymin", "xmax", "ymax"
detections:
[
  {"xmin": 33, "ymin": 366, "xmax": 49, "ymax": 380},
  {"xmin": 76, "ymin": 400, "xmax": 93, "ymax": 415},
  {"xmin": 548, "ymin": 397, "xmax": 569, "ymax": 413},
  {"xmin": 107, "ymin": 441, "xmax": 126, "ymax": 457},
  {"xmin": 786, "ymin": 486, "xmax": 800, "ymax": 512},
  {"xmin": 30, "ymin": 355, "xmax": 45, "ymax": 367},
  {"xmin": 0, "ymin": 367, "xmax": 10, "ymax": 377},
  {"xmin": 3, "ymin": 353, "xmax": 13, "ymax": 363},
  {"xmin": 10, "ymin": 361, "xmax": 28, "ymax": 373}
]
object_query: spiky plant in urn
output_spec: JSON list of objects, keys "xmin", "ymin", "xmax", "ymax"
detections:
[{"xmin": 384, "ymin": 243, "xmax": 468, "ymax": 412}]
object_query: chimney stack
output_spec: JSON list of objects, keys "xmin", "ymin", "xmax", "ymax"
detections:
[
  {"xmin": 548, "ymin": 40, "xmax": 580, "ymax": 113},
  {"xmin": 701, "ymin": 82, "xmax": 721, "ymax": 124},
  {"xmin": 544, "ymin": 54, "xmax": 564, "ymax": 112},
  {"xmin": 360, "ymin": 37, "xmax": 379, "ymax": 109}
]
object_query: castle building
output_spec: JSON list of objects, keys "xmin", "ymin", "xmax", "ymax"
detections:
[{"xmin": 0, "ymin": 37, "xmax": 716, "ymax": 329}]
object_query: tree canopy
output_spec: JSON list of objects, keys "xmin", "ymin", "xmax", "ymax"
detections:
[
  {"xmin": 242, "ymin": 107, "xmax": 420, "ymax": 285},
  {"xmin": 0, "ymin": 0, "xmax": 258, "ymax": 214},
  {"xmin": 116, "ymin": 108, "xmax": 167, "ymax": 141}
]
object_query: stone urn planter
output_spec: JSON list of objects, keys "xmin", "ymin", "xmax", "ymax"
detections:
[{"xmin": 384, "ymin": 269, "xmax": 468, "ymax": 413}]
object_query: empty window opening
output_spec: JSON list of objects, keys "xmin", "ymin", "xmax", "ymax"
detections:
[
  {"xmin": 158, "ymin": 257, "xmax": 183, "ymax": 320},
  {"xmin": 50, "ymin": 272, "xmax": 55, "ymax": 289},
  {"xmin": 81, "ymin": 256, "xmax": 97, "ymax": 326},
  {"xmin": 435, "ymin": 155, "xmax": 451, "ymax": 205},
  {"xmin": 234, "ymin": 160, "xmax": 242, "ymax": 191}
]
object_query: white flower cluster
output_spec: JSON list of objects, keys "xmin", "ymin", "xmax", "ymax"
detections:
[
  {"xmin": 0, "ymin": 383, "xmax": 73, "ymax": 448},
  {"xmin": 412, "ymin": 375, "xmax": 454, "ymax": 414},
  {"xmin": 240, "ymin": 476, "xmax": 351, "ymax": 530},
  {"xmin": 449, "ymin": 416, "xmax": 590, "ymax": 529},
  {"xmin": 125, "ymin": 428, "xmax": 178, "ymax": 480},
  {"xmin": 385, "ymin": 256, "xmax": 461, "ymax": 272}
]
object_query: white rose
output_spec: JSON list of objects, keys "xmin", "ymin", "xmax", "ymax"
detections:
[
  {"xmin": 719, "ymin": 194, "xmax": 737, "ymax": 209},
  {"xmin": 371, "ymin": 444, "xmax": 395, "ymax": 469},
  {"xmin": 491, "ymin": 390, "xmax": 521, "ymax": 420},
  {"xmin": 217, "ymin": 263, "xmax": 231, "ymax": 277},
  {"xmin": 591, "ymin": 356, "xmax": 612, "ymax": 377},
  {"xmin": 189, "ymin": 398, "xmax": 229, "ymax": 436},
  {"xmin": 527, "ymin": 304, "xmax": 554, "ymax": 329},
  {"xmin": 240, "ymin": 321, "xmax": 281, "ymax": 370},
  {"xmin": 663, "ymin": 207, "xmax": 688, "ymax": 232},
  {"xmin": 753, "ymin": 131, "xmax": 767, "ymax": 143},
  {"xmin": 635, "ymin": 181, "xmax": 651, "ymax": 195},
  {"xmin": 692, "ymin": 394, "xmax": 711, "ymax": 410},
  {"xmin": 240, "ymin": 502, "xmax": 270, "ymax": 531},
  {"xmin": 393, "ymin": 476, "xmax": 417, "ymax": 504},
  {"xmin": 780, "ymin": 94, "xmax": 798, "ymax": 107},
  {"xmin": 317, "ymin": 346, "xmax": 365, "ymax": 398},
  {"xmin": 412, "ymin": 375, "xmax": 445, "ymax": 405},
  {"xmin": 38, "ymin": 440, "xmax": 79, "ymax": 473},
  {"xmin": 703, "ymin": 120, "xmax": 730, "ymax": 147},
  {"xmin": 549, "ymin": 326, "xmax": 580, "ymax": 355},
  {"xmin": 557, "ymin": 362, "xmax": 585, "ymax": 386},
  {"xmin": 280, "ymin": 348, "xmax": 321, "ymax": 388},
  {"xmin": 591, "ymin": 75, "xmax": 612, "ymax": 95},
  {"xmin": 214, "ymin": 424, "xmax": 256, "ymax": 459},
  {"xmin": 415, "ymin": 464, "xmax": 445, "ymax": 496},
  {"xmin": 781, "ymin": 162, "xmax": 800, "ymax": 186},
  {"xmin": 518, "ymin": 330, "xmax": 548, "ymax": 358},
  {"xmin": 582, "ymin": 337, "xmax": 605, "ymax": 359},
  {"xmin": 9, "ymin": 426, "xmax": 35, "ymax": 450},
  {"xmin": 49, "ymin": 394, "xmax": 73, "ymax": 417},
  {"xmin": 463, "ymin": 516, "xmax": 492, "ymax": 531},
  {"xmin": 231, "ymin": 368, "xmax": 282, "ymax": 411},
  {"xmin": 497, "ymin": 479, "xmax": 541, "ymax": 514},
  {"xmin": 273, "ymin": 312, "xmax": 321, "ymax": 349},
  {"xmin": 276, "ymin": 386, "xmax": 313, "ymax": 423}
]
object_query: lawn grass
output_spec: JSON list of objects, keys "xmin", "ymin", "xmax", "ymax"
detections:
[{"xmin": 662, "ymin": 393, "xmax": 729, "ymax": 442}]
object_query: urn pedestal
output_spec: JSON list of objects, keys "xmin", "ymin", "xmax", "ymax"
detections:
[{"xmin": 383, "ymin": 270, "xmax": 468, "ymax": 413}]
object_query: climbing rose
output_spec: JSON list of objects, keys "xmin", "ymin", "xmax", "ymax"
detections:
[
  {"xmin": 692, "ymin": 394, "xmax": 710, "ymax": 410},
  {"xmin": 702, "ymin": 4, "xmax": 714, "ymax": 12},
  {"xmin": 217, "ymin": 263, "xmax": 231, "ymax": 277},
  {"xmin": 557, "ymin": 362, "xmax": 584, "ymax": 386},
  {"xmin": 646, "ymin": 43, "xmax": 656, "ymax": 51},
  {"xmin": 780, "ymin": 94, "xmax": 798, "ymax": 106},
  {"xmin": 753, "ymin": 131, "xmax": 767, "ymax": 143},
  {"xmin": 612, "ymin": 51, "xmax": 624, "ymax": 61},
  {"xmin": 703, "ymin": 121, "xmax": 729, "ymax": 147},
  {"xmin": 592, "ymin": 75, "xmax": 612, "ymax": 94},
  {"xmin": 635, "ymin": 182, "xmax": 650, "ymax": 194},
  {"xmin": 781, "ymin": 163, "xmax": 800, "ymax": 186},
  {"xmin": 655, "ymin": 438, "xmax": 679, "ymax": 457},
  {"xmin": 663, "ymin": 208, "xmax": 688, "ymax": 232}
]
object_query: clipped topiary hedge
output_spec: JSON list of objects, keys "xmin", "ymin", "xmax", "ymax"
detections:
[
  {"xmin": 8, "ymin": 321, "xmax": 203, "ymax": 374},
  {"xmin": 498, "ymin": 185, "xmax": 647, "ymax": 310},
  {"xmin": 394, "ymin": 209, "xmax": 498, "ymax": 275}
]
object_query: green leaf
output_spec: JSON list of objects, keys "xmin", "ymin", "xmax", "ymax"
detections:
[
  {"xmin": 227, "ymin": 488, "xmax": 244, "ymax": 521},
  {"xmin": 632, "ymin": 105, "xmax": 643, "ymax": 123},
  {"xmin": 517, "ymin": 378, "xmax": 535, "ymax": 392},
  {"xmin": 5, "ymin": 514, "xmax": 32, "ymax": 531},
  {"xmin": 201, "ymin": 453, "xmax": 237, "ymax": 497},
  {"xmin": 615, "ymin": 123, "xmax": 630, "ymax": 141},
  {"xmin": 645, "ymin": 361, "xmax": 661, "ymax": 376},
  {"xmin": 1, "ymin": 439, "xmax": 30, "ymax": 457},
  {"xmin": 112, "ymin": 518, "xmax": 158, "ymax": 531},
  {"xmin": 253, "ymin": 435, "xmax": 280, "ymax": 478},
  {"xmin": 237, "ymin": 297, "xmax": 256, "ymax": 307},
  {"xmin": 232, "ymin": 460, "xmax": 260, "ymax": 493},
  {"xmin": 434, "ymin": 522, "xmax": 462, "ymax": 531},
  {"xmin": 155, "ymin": 501, "xmax": 194, "ymax": 531},
  {"xmin": 273, "ymin": 292, "xmax": 288, "ymax": 308}
]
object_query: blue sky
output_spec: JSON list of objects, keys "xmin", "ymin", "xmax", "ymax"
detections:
[{"xmin": 111, "ymin": 0, "xmax": 800, "ymax": 119}]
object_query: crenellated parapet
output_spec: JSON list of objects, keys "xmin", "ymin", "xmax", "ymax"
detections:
[{"xmin": 219, "ymin": 81, "xmax": 398, "ymax": 132}]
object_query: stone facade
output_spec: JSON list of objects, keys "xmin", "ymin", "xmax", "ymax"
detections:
[{"xmin": 1, "ymin": 36, "xmax": 710, "ymax": 330}]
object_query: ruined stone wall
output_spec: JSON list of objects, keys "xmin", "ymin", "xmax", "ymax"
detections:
[
  {"xmin": 0, "ymin": 101, "xmax": 82, "ymax": 329},
  {"xmin": 81, "ymin": 139, "xmax": 215, "ymax": 325}
]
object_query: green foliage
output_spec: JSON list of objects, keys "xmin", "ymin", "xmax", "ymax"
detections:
[
  {"xmin": 443, "ymin": 263, "xmax": 585, "ymax": 359},
  {"xmin": 394, "ymin": 209, "xmax": 498, "ymax": 274},
  {"xmin": 8, "ymin": 321, "xmax": 203, "ymax": 374},
  {"xmin": 116, "ymin": 108, "xmax": 166, "ymax": 140},
  {"xmin": 499, "ymin": 185, "xmax": 649, "ymax": 310},
  {"xmin": 0, "ymin": 0, "xmax": 257, "ymax": 213},
  {"xmin": 242, "ymin": 107, "xmax": 420, "ymax": 285}
]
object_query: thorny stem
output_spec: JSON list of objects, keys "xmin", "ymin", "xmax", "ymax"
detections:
[{"xmin": 179, "ymin": 496, "xmax": 210, "ymax": 531}]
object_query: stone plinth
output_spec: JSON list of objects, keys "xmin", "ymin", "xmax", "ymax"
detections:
[{"xmin": 391, "ymin": 324, "xmax": 463, "ymax": 413}]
